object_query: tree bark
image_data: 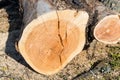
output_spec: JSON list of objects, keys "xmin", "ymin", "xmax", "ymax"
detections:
[
  {"xmin": 20, "ymin": 0, "xmax": 55, "ymax": 26},
  {"xmin": 18, "ymin": 0, "xmax": 89, "ymax": 75}
]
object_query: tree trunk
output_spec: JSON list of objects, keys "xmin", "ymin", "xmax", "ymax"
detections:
[
  {"xmin": 20, "ymin": 0, "xmax": 55, "ymax": 26},
  {"xmin": 18, "ymin": 0, "xmax": 89, "ymax": 75}
]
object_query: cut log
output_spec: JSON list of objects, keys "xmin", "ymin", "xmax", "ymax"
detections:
[
  {"xmin": 18, "ymin": 0, "xmax": 89, "ymax": 75},
  {"xmin": 94, "ymin": 15, "xmax": 120, "ymax": 44}
]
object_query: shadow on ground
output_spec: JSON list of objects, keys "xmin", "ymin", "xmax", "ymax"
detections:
[{"xmin": 0, "ymin": 0, "xmax": 32, "ymax": 70}]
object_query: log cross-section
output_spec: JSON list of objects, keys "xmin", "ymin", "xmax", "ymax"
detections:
[
  {"xmin": 18, "ymin": 0, "xmax": 89, "ymax": 75},
  {"xmin": 94, "ymin": 15, "xmax": 120, "ymax": 44}
]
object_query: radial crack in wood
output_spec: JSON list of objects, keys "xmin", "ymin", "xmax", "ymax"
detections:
[{"xmin": 56, "ymin": 10, "xmax": 64, "ymax": 65}]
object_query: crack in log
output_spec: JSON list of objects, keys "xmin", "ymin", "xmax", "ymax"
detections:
[
  {"xmin": 59, "ymin": 49, "xmax": 64, "ymax": 65},
  {"xmin": 58, "ymin": 34, "xmax": 64, "ymax": 47},
  {"xmin": 65, "ymin": 29, "xmax": 67, "ymax": 42},
  {"xmin": 56, "ymin": 11, "xmax": 65, "ymax": 65}
]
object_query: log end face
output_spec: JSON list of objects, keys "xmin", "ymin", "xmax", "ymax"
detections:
[
  {"xmin": 18, "ymin": 10, "xmax": 88, "ymax": 75},
  {"xmin": 94, "ymin": 15, "xmax": 120, "ymax": 44}
]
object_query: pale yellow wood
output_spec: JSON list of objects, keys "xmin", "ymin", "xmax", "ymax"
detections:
[
  {"xmin": 18, "ymin": 10, "xmax": 89, "ymax": 75},
  {"xmin": 94, "ymin": 15, "xmax": 120, "ymax": 44}
]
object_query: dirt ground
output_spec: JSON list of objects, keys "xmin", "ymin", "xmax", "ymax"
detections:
[{"xmin": 0, "ymin": 0, "xmax": 120, "ymax": 80}]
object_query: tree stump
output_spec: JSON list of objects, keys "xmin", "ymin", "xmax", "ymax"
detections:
[
  {"xmin": 94, "ymin": 15, "xmax": 120, "ymax": 44},
  {"xmin": 18, "ymin": 0, "xmax": 89, "ymax": 75}
]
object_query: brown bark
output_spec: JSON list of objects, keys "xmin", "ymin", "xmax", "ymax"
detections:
[{"xmin": 18, "ymin": 0, "xmax": 89, "ymax": 75}]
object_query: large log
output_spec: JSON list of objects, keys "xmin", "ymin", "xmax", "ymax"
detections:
[
  {"xmin": 94, "ymin": 15, "xmax": 120, "ymax": 44},
  {"xmin": 18, "ymin": 0, "xmax": 89, "ymax": 75}
]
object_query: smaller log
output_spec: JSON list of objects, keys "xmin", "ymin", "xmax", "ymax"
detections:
[{"xmin": 94, "ymin": 15, "xmax": 120, "ymax": 44}]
